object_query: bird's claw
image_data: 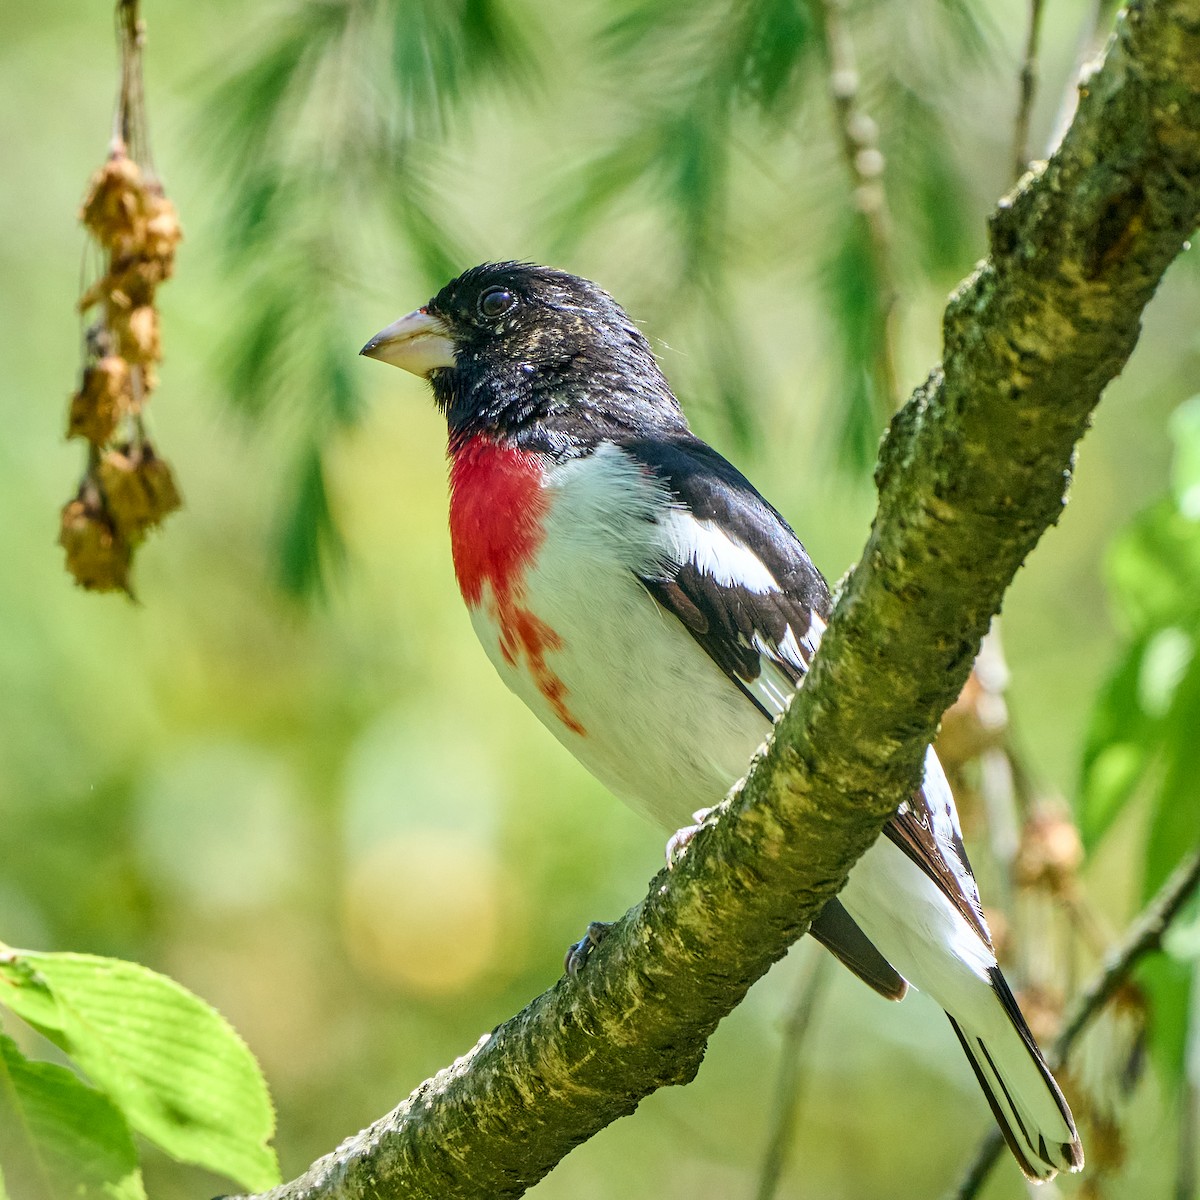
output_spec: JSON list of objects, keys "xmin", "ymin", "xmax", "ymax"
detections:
[
  {"xmin": 564, "ymin": 920, "xmax": 613, "ymax": 978},
  {"xmin": 665, "ymin": 806, "xmax": 719, "ymax": 867}
]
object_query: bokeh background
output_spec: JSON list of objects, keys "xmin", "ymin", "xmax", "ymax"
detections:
[{"xmin": 2, "ymin": 1, "xmax": 1199, "ymax": 1197}]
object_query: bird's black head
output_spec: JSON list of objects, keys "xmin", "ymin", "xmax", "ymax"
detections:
[{"xmin": 361, "ymin": 262, "xmax": 685, "ymax": 448}]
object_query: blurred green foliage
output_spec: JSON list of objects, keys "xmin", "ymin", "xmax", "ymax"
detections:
[
  {"xmin": 1079, "ymin": 397, "xmax": 1200, "ymax": 1091},
  {"xmin": 2, "ymin": 0, "xmax": 1199, "ymax": 1197},
  {"xmin": 209, "ymin": 0, "xmax": 991, "ymax": 588}
]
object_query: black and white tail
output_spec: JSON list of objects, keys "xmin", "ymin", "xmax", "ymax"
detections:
[
  {"xmin": 836, "ymin": 777, "xmax": 1084, "ymax": 1183},
  {"xmin": 947, "ymin": 968, "xmax": 1082, "ymax": 1181}
]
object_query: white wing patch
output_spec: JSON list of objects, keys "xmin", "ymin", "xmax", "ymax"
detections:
[
  {"xmin": 746, "ymin": 611, "xmax": 826, "ymax": 717},
  {"xmin": 798, "ymin": 611, "xmax": 826, "ymax": 661},
  {"xmin": 658, "ymin": 510, "xmax": 780, "ymax": 592}
]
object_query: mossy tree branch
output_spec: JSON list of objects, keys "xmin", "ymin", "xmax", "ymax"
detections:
[{"xmin": 230, "ymin": 2, "xmax": 1200, "ymax": 1196}]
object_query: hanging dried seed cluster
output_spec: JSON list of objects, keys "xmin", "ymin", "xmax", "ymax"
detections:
[{"xmin": 60, "ymin": 1, "xmax": 182, "ymax": 594}]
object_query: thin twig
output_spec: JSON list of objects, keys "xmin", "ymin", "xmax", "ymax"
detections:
[
  {"xmin": 755, "ymin": 952, "xmax": 833, "ymax": 1200},
  {"xmin": 114, "ymin": 0, "xmax": 151, "ymax": 170},
  {"xmin": 949, "ymin": 849, "xmax": 1200, "ymax": 1200},
  {"xmin": 815, "ymin": 0, "xmax": 901, "ymax": 415},
  {"xmin": 1012, "ymin": 0, "xmax": 1047, "ymax": 180}
]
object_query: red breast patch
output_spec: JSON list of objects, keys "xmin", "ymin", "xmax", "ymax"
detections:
[{"xmin": 448, "ymin": 436, "xmax": 585, "ymax": 736}]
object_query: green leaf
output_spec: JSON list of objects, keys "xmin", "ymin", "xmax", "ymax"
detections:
[
  {"xmin": 1077, "ymin": 636, "xmax": 1159, "ymax": 850},
  {"xmin": 1080, "ymin": 413, "xmax": 1200, "ymax": 857},
  {"xmin": 547, "ymin": 129, "xmax": 661, "ymax": 256},
  {"xmin": 657, "ymin": 103, "xmax": 730, "ymax": 282},
  {"xmin": 1138, "ymin": 953, "xmax": 1194, "ymax": 1097},
  {"xmin": 702, "ymin": 300, "xmax": 757, "ymax": 454},
  {"xmin": 0, "ymin": 952, "xmax": 278, "ymax": 1192},
  {"xmin": 389, "ymin": 183, "xmax": 466, "ymax": 289},
  {"xmin": 0, "ymin": 1033, "xmax": 145, "ymax": 1200},
  {"xmin": 1141, "ymin": 649, "xmax": 1200, "ymax": 898},
  {"xmin": 223, "ymin": 282, "xmax": 296, "ymax": 422},
  {"xmin": 460, "ymin": 0, "xmax": 535, "ymax": 83},
  {"xmin": 1106, "ymin": 500, "xmax": 1200, "ymax": 635},
  {"xmin": 602, "ymin": 0, "xmax": 703, "ymax": 62}
]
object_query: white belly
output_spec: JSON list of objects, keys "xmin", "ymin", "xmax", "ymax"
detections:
[
  {"xmin": 462, "ymin": 446, "xmax": 998, "ymax": 1022},
  {"xmin": 466, "ymin": 445, "xmax": 767, "ymax": 828},
  {"xmin": 471, "ymin": 553, "xmax": 765, "ymax": 829}
]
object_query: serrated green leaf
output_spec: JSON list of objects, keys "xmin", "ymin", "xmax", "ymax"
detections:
[
  {"xmin": 0, "ymin": 1034, "xmax": 145, "ymax": 1200},
  {"xmin": 0, "ymin": 953, "xmax": 278, "ymax": 1192}
]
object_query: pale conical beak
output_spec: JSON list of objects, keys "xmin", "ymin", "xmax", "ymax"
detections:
[{"xmin": 359, "ymin": 309, "xmax": 456, "ymax": 376}]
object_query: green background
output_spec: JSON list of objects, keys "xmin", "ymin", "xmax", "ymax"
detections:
[{"xmin": 1, "ymin": 1, "xmax": 1197, "ymax": 1197}]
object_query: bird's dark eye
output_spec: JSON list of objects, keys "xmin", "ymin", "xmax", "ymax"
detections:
[{"xmin": 478, "ymin": 286, "xmax": 516, "ymax": 319}]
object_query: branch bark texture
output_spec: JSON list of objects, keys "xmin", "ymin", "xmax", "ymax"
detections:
[{"xmin": 236, "ymin": 3, "xmax": 1200, "ymax": 1196}]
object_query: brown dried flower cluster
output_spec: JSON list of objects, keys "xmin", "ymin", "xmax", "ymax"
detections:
[
  {"xmin": 60, "ymin": 143, "xmax": 182, "ymax": 594},
  {"xmin": 1014, "ymin": 808, "xmax": 1085, "ymax": 896}
]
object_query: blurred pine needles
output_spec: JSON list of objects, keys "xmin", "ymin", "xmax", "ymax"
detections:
[{"xmin": 203, "ymin": 0, "xmax": 995, "ymax": 597}]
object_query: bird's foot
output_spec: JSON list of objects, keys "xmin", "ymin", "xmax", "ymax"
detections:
[
  {"xmin": 665, "ymin": 806, "xmax": 719, "ymax": 868},
  {"xmin": 564, "ymin": 921, "xmax": 613, "ymax": 978}
]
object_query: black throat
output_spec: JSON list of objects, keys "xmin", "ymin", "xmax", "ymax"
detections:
[{"xmin": 432, "ymin": 344, "xmax": 690, "ymax": 456}]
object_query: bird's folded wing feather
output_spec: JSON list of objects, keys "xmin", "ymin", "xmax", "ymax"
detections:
[{"xmin": 623, "ymin": 433, "xmax": 992, "ymax": 957}]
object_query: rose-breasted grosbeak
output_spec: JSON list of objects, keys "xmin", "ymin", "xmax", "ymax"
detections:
[{"xmin": 361, "ymin": 262, "xmax": 1083, "ymax": 1181}]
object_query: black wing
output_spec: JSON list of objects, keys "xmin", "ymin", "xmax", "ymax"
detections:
[
  {"xmin": 622, "ymin": 432, "xmax": 992, "ymax": 971},
  {"xmin": 624, "ymin": 433, "xmax": 829, "ymax": 719}
]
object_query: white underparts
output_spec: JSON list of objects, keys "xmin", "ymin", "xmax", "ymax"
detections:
[{"xmin": 462, "ymin": 440, "xmax": 1076, "ymax": 1175}]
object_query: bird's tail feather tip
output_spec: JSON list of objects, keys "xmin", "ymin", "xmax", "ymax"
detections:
[{"xmin": 948, "ymin": 1012, "xmax": 1084, "ymax": 1182}]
